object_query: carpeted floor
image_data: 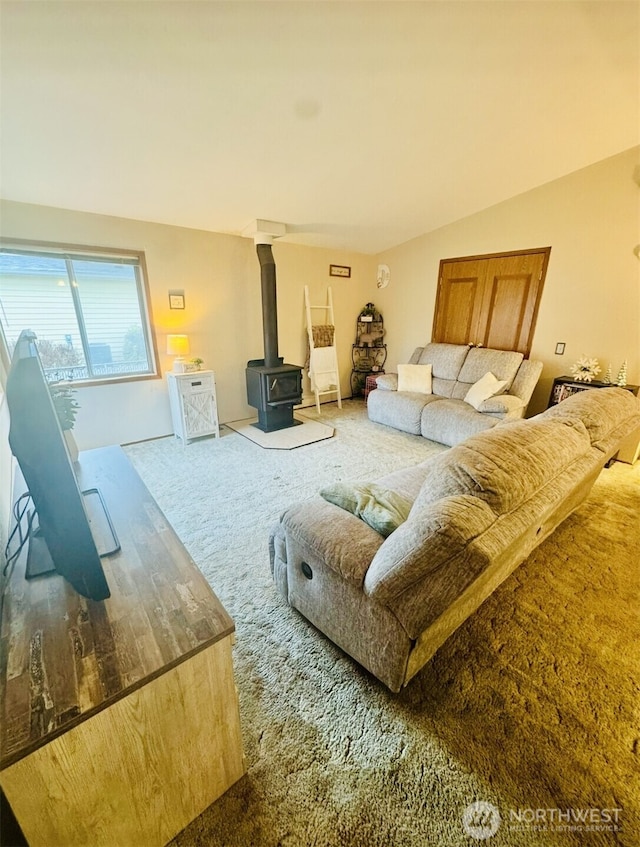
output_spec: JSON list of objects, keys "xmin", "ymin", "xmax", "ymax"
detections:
[{"xmin": 124, "ymin": 400, "xmax": 640, "ymax": 847}]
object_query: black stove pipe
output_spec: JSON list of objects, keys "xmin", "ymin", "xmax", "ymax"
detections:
[{"xmin": 256, "ymin": 243, "xmax": 279, "ymax": 368}]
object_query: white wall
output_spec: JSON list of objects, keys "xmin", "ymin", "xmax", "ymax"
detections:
[
  {"xmin": 0, "ymin": 201, "xmax": 376, "ymax": 448},
  {"xmin": 372, "ymin": 147, "xmax": 640, "ymax": 415}
]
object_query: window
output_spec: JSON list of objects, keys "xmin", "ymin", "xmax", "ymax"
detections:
[{"xmin": 0, "ymin": 242, "xmax": 157, "ymax": 384}]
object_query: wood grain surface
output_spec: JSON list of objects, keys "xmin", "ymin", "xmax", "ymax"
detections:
[
  {"xmin": 1, "ymin": 638, "xmax": 246, "ymax": 847},
  {"xmin": 0, "ymin": 446, "xmax": 235, "ymax": 769}
]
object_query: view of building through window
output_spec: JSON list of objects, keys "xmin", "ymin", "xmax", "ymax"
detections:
[{"xmin": 0, "ymin": 245, "xmax": 156, "ymax": 382}]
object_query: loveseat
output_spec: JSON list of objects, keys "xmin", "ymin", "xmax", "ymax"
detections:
[
  {"xmin": 367, "ymin": 342, "xmax": 543, "ymax": 446},
  {"xmin": 269, "ymin": 388, "xmax": 640, "ymax": 692}
]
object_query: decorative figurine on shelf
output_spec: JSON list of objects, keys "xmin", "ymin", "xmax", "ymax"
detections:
[
  {"xmin": 356, "ymin": 304, "xmax": 384, "ymax": 346},
  {"xmin": 359, "ymin": 302, "xmax": 377, "ymax": 322},
  {"xmin": 570, "ymin": 355, "xmax": 601, "ymax": 382},
  {"xmin": 603, "ymin": 363, "xmax": 612, "ymax": 384},
  {"xmin": 616, "ymin": 360, "xmax": 628, "ymax": 387}
]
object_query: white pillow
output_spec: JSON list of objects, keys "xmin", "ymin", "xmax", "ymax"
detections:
[
  {"xmin": 464, "ymin": 371, "xmax": 508, "ymax": 410},
  {"xmin": 397, "ymin": 363, "xmax": 432, "ymax": 394}
]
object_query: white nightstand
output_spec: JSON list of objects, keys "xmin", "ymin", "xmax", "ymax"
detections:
[{"xmin": 167, "ymin": 370, "xmax": 220, "ymax": 444}]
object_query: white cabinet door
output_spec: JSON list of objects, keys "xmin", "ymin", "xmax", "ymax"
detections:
[{"xmin": 167, "ymin": 371, "xmax": 220, "ymax": 443}]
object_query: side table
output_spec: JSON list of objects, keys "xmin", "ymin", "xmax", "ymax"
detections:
[
  {"xmin": 167, "ymin": 370, "xmax": 220, "ymax": 443},
  {"xmin": 364, "ymin": 372, "xmax": 384, "ymax": 400},
  {"xmin": 548, "ymin": 375, "xmax": 639, "ymax": 407}
]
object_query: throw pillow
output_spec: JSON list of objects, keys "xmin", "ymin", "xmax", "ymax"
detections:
[
  {"xmin": 397, "ymin": 363, "xmax": 432, "ymax": 394},
  {"xmin": 320, "ymin": 483, "xmax": 412, "ymax": 537},
  {"xmin": 464, "ymin": 371, "xmax": 508, "ymax": 410}
]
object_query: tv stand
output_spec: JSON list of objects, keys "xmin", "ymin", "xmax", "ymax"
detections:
[
  {"xmin": 79, "ymin": 486, "xmax": 121, "ymax": 556},
  {"xmin": 25, "ymin": 487, "xmax": 121, "ymax": 582},
  {"xmin": 23, "ymin": 521, "xmax": 55, "ymax": 579},
  {"xmin": 0, "ymin": 446, "xmax": 245, "ymax": 847}
]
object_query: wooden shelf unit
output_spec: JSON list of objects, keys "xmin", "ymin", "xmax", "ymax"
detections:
[
  {"xmin": 548, "ymin": 375, "xmax": 639, "ymax": 407},
  {"xmin": 351, "ymin": 308, "xmax": 387, "ymax": 397}
]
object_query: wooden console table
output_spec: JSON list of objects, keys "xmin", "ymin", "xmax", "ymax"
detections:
[
  {"xmin": 548, "ymin": 375, "xmax": 639, "ymax": 406},
  {"xmin": 0, "ymin": 446, "xmax": 245, "ymax": 847}
]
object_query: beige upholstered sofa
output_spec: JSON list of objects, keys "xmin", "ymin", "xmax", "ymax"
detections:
[
  {"xmin": 270, "ymin": 388, "xmax": 640, "ymax": 692},
  {"xmin": 367, "ymin": 343, "xmax": 543, "ymax": 446}
]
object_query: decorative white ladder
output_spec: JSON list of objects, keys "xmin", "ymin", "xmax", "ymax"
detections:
[{"xmin": 304, "ymin": 285, "xmax": 342, "ymax": 414}]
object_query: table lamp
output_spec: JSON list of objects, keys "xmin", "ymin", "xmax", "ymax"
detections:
[{"xmin": 167, "ymin": 334, "xmax": 190, "ymax": 372}]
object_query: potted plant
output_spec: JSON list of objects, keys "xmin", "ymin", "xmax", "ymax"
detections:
[
  {"xmin": 359, "ymin": 303, "xmax": 377, "ymax": 322},
  {"xmin": 50, "ymin": 381, "xmax": 80, "ymax": 461}
]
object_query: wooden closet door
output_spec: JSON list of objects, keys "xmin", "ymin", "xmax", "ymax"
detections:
[
  {"xmin": 431, "ymin": 258, "xmax": 486, "ymax": 346},
  {"xmin": 477, "ymin": 251, "xmax": 547, "ymax": 353},
  {"xmin": 432, "ymin": 248, "xmax": 550, "ymax": 357}
]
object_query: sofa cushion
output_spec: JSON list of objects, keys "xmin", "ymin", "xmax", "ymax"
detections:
[
  {"xmin": 417, "ymin": 342, "xmax": 470, "ymax": 379},
  {"xmin": 375, "ymin": 458, "xmax": 446, "ymax": 503},
  {"xmin": 412, "ymin": 416, "xmax": 592, "ymax": 516},
  {"xmin": 397, "ymin": 363, "xmax": 432, "ymax": 394},
  {"xmin": 457, "ymin": 347, "xmax": 524, "ymax": 386},
  {"xmin": 464, "ymin": 372, "xmax": 508, "ymax": 410},
  {"xmin": 320, "ymin": 482, "xmax": 412, "ymax": 537},
  {"xmin": 417, "ymin": 343, "xmax": 470, "ymax": 398},
  {"xmin": 368, "ymin": 387, "xmax": 441, "ymax": 435},
  {"xmin": 420, "ymin": 398, "xmax": 499, "ymax": 446}
]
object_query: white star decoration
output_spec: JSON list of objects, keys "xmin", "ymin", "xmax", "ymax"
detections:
[{"xmin": 570, "ymin": 355, "xmax": 601, "ymax": 382}]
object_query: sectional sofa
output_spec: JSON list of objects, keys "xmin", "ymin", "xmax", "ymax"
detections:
[
  {"xmin": 367, "ymin": 342, "xmax": 543, "ymax": 446},
  {"xmin": 270, "ymin": 388, "xmax": 640, "ymax": 691}
]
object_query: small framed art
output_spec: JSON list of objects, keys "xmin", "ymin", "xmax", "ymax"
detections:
[
  {"xmin": 169, "ymin": 290, "xmax": 185, "ymax": 310},
  {"xmin": 329, "ymin": 264, "xmax": 351, "ymax": 278}
]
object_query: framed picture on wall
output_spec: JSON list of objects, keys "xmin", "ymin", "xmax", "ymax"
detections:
[
  {"xmin": 169, "ymin": 291, "xmax": 185, "ymax": 309},
  {"xmin": 329, "ymin": 264, "xmax": 351, "ymax": 278}
]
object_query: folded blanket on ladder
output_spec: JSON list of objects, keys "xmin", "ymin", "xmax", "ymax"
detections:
[
  {"xmin": 309, "ymin": 346, "xmax": 338, "ymax": 392},
  {"xmin": 304, "ymin": 325, "xmax": 335, "ymax": 369}
]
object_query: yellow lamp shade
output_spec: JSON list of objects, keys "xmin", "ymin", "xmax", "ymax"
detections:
[{"xmin": 166, "ymin": 334, "xmax": 190, "ymax": 357}]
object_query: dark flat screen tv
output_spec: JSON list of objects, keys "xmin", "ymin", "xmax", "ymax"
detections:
[{"xmin": 5, "ymin": 329, "xmax": 111, "ymax": 601}]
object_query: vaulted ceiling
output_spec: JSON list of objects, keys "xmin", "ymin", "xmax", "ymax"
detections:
[{"xmin": 1, "ymin": 1, "xmax": 638, "ymax": 254}]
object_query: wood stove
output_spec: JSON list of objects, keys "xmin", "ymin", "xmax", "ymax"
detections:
[
  {"xmin": 246, "ymin": 359, "xmax": 303, "ymax": 432},
  {"xmin": 245, "ymin": 241, "xmax": 302, "ymax": 432}
]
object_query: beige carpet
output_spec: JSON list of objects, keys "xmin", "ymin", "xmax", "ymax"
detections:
[{"xmin": 125, "ymin": 401, "xmax": 639, "ymax": 847}]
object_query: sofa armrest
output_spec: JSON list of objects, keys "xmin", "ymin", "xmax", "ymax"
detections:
[
  {"xmin": 374, "ymin": 373, "xmax": 398, "ymax": 391},
  {"xmin": 281, "ymin": 497, "xmax": 385, "ymax": 584},
  {"xmin": 510, "ymin": 359, "xmax": 543, "ymax": 407},
  {"xmin": 477, "ymin": 394, "xmax": 526, "ymax": 418}
]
